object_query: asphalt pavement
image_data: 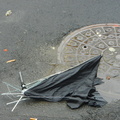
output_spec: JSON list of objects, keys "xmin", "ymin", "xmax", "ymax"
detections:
[{"xmin": 0, "ymin": 0, "xmax": 120, "ymax": 120}]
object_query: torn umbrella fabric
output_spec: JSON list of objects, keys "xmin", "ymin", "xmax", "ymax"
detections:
[{"xmin": 24, "ymin": 55, "xmax": 107, "ymax": 109}]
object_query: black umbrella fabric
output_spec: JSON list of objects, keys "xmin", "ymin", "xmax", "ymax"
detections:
[{"xmin": 24, "ymin": 55, "xmax": 107, "ymax": 109}]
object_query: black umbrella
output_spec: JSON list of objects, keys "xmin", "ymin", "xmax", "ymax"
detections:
[
  {"xmin": 2, "ymin": 55, "xmax": 107, "ymax": 111},
  {"xmin": 24, "ymin": 55, "xmax": 107, "ymax": 109}
]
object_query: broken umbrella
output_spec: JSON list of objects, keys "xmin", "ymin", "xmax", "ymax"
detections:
[{"xmin": 2, "ymin": 55, "xmax": 107, "ymax": 111}]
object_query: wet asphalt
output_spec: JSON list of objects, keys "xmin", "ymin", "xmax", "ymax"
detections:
[{"xmin": 0, "ymin": 0, "xmax": 120, "ymax": 120}]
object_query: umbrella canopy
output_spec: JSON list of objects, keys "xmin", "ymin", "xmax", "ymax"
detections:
[{"xmin": 24, "ymin": 55, "xmax": 107, "ymax": 109}]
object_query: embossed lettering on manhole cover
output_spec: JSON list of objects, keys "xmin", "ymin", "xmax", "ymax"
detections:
[{"xmin": 58, "ymin": 24, "xmax": 120, "ymax": 102}]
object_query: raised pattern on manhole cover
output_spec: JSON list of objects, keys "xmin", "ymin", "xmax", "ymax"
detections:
[
  {"xmin": 58, "ymin": 24, "xmax": 120, "ymax": 76},
  {"xmin": 58, "ymin": 24, "xmax": 120, "ymax": 102}
]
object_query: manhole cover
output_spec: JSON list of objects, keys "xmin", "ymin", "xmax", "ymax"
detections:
[{"xmin": 58, "ymin": 24, "xmax": 120, "ymax": 102}]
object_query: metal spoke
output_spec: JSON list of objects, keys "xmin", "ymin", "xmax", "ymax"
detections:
[
  {"xmin": 7, "ymin": 98, "xmax": 28, "ymax": 105},
  {"xmin": 11, "ymin": 96, "xmax": 23, "ymax": 112}
]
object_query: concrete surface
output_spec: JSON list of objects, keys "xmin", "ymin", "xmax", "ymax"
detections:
[{"xmin": 0, "ymin": 0, "xmax": 120, "ymax": 119}]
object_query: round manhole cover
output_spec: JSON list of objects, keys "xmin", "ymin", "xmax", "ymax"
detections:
[{"xmin": 58, "ymin": 23, "xmax": 120, "ymax": 102}]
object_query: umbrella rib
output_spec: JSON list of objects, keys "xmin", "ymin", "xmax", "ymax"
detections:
[
  {"xmin": 11, "ymin": 96, "xmax": 23, "ymax": 112},
  {"xmin": 7, "ymin": 98, "xmax": 28, "ymax": 105}
]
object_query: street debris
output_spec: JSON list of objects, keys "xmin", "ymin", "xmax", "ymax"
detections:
[
  {"xmin": 2, "ymin": 55, "xmax": 107, "ymax": 111},
  {"xmin": 51, "ymin": 46, "xmax": 55, "ymax": 50},
  {"xmin": 6, "ymin": 59, "xmax": 16, "ymax": 63},
  {"xmin": 5, "ymin": 10, "xmax": 12, "ymax": 16},
  {"xmin": 30, "ymin": 118, "xmax": 38, "ymax": 120},
  {"xmin": 3, "ymin": 49, "xmax": 8, "ymax": 52},
  {"xmin": 24, "ymin": 56, "xmax": 107, "ymax": 108},
  {"xmin": 106, "ymin": 76, "xmax": 111, "ymax": 80},
  {"xmin": 109, "ymin": 47, "xmax": 115, "ymax": 52}
]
